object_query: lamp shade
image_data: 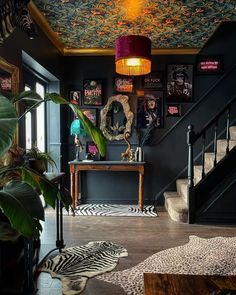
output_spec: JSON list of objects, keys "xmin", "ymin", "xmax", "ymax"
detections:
[
  {"xmin": 115, "ymin": 35, "xmax": 151, "ymax": 76},
  {"xmin": 70, "ymin": 119, "xmax": 87, "ymax": 136}
]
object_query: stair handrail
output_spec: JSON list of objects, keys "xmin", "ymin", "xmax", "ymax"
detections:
[
  {"xmin": 187, "ymin": 94, "xmax": 236, "ymax": 223},
  {"xmin": 191, "ymin": 95, "xmax": 236, "ymax": 144}
]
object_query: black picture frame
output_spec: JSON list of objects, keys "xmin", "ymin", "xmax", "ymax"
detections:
[
  {"xmin": 196, "ymin": 55, "xmax": 224, "ymax": 75},
  {"xmin": 86, "ymin": 141, "xmax": 100, "ymax": 160},
  {"xmin": 83, "ymin": 79, "xmax": 102, "ymax": 106},
  {"xmin": 137, "ymin": 90, "xmax": 164, "ymax": 129},
  {"xmin": 113, "ymin": 76, "xmax": 134, "ymax": 93},
  {"xmin": 69, "ymin": 90, "xmax": 82, "ymax": 105},
  {"xmin": 142, "ymin": 71, "xmax": 163, "ymax": 89},
  {"xmin": 80, "ymin": 108, "xmax": 97, "ymax": 126},
  {"xmin": 166, "ymin": 64, "xmax": 193, "ymax": 102},
  {"xmin": 166, "ymin": 103, "xmax": 182, "ymax": 117}
]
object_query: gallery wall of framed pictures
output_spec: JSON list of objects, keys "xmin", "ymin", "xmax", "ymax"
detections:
[{"xmin": 68, "ymin": 60, "xmax": 203, "ymax": 159}]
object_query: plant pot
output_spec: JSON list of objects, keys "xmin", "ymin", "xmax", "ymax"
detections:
[{"xmin": 28, "ymin": 159, "xmax": 46, "ymax": 174}]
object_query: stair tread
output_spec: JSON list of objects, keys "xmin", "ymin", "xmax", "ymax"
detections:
[
  {"xmin": 230, "ymin": 126, "xmax": 236, "ymax": 140},
  {"xmin": 176, "ymin": 179, "xmax": 188, "ymax": 185},
  {"xmin": 163, "ymin": 126, "xmax": 236, "ymax": 224},
  {"xmin": 164, "ymin": 191, "xmax": 188, "ymax": 211}
]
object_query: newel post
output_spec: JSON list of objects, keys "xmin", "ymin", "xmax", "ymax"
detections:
[{"xmin": 187, "ymin": 124, "xmax": 195, "ymax": 224}]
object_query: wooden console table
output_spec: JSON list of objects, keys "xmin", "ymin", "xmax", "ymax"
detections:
[{"xmin": 69, "ymin": 161, "xmax": 145, "ymax": 210}]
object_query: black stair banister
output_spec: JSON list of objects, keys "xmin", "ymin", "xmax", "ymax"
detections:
[
  {"xmin": 226, "ymin": 108, "xmax": 230, "ymax": 154},
  {"xmin": 213, "ymin": 120, "xmax": 218, "ymax": 167},
  {"xmin": 192, "ymin": 95, "xmax": 236, "ymax": 143},
  {"xmin": 201, "ymin": 132, "xmax": 206, "ymax": 179},
  {"xmin": 187, "ymin": 95, "xmax": 236, "ymax": 223},
  {"xmin": 187, "ymin": 124, "xmax": 195, "ymax": 223},
  {"xmin": 155, "ymin": 66, "xmax": 236, "ymax": 207}
]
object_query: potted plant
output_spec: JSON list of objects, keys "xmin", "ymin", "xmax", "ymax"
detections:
[
  {"xmin": 0, "ymin": 90, "xmax": 106, "ymax": 238},
  {"xmin": 26, "ymin": 144, "xmax": 57, "ymax": 174}
]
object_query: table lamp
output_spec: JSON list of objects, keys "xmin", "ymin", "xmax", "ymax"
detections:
[{"xmin": 70, "ymin": 118, "xmax": 87, "ymax": 161}]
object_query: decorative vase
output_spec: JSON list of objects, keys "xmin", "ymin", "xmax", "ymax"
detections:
[{"xmin": 135, "ymin": 147, "xmax": 144, "ymax": 162}]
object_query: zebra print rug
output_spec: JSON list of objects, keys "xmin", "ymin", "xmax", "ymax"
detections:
[
  {"xmin": 70, "ymin": 204, "xmax": 158, "ymax": 217},
  {"xmin": 39, "ymin": 241, "xmax": 128, "ymax": 295}
]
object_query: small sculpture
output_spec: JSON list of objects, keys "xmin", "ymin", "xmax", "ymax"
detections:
[{"xmin": 121, "ymin": 132, "xmax": 134, "ymax": 162}]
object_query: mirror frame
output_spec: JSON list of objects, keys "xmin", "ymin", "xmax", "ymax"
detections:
[
  {"xmin": 100, "ymin": 94, "xmax": 134, "ymax": 141},
  {"xmin": 0, "ymin": 57, "xmax": 20, "ymax": 143}
]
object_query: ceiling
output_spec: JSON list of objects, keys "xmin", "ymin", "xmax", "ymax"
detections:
[{"xmin": 29, "ymin": 0, "xmax": 236, "ymax": 56}]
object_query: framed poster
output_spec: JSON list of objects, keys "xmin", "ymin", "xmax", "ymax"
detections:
[
  {"xmin": 81, "ymin": 108, "xmax": 97, "ymax": 126},
  {"xmin": 142, "ymin": 71, "xmax": 163, "ymax": 89},
  {"xmin": 69, "ymin": 90, "xmax": 81, "ymax": 105},
  {"xmin": 86, "ymin": 141, "xmax": 100, "ymax": 160},
  {"xmin": 166, "ymin": 104, "xmax": 182, "ymax": 117},
  {"xmin": 114, "ymin": 76, "xmax": 134, "ymax": 93},
  {"xmin": 166, "ymin": 64, "xmax": 193, "ymax": 102},
  {"xmin": 196, "ymin": 55, "xmax": 223, "ymax": 75},
  {"xmin": 83, "ymin": 79, "xmax": 102, "ymax": 106},
  {"xmin": 137, "ymin": 90, "xmax": 163, "ymax": 129}
]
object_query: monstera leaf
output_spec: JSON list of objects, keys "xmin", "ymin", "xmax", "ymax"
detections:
[
  {"xmin": 0, "ymin": 96, "xmax": 17, "ymax": 158},
  {"xmin": 20, "ymin": 167, "xmax": 71, "ymax": 211},
  {"xmin": 0, "ymin": 181, "xmax": 44, "ymax": 239}
]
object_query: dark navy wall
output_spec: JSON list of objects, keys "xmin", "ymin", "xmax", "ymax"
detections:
[
  {"xmin": 64, "ymin": 22, "xmax": 236, "ymax": 205},
  {"xmin": 1, "ymin": 21, "xmax": 236, "ymax": 206}
]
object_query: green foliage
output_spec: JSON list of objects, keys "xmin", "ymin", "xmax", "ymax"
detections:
[
  {"xmin": 0, "ymin": 96, "xmax": 17, "ymax": 158},
  {"xmin": 0, "ymin": 89, "xmax": 106, "ymax": 240},
  {"xmin": 45, "ymin": 92, "xmax": 107, "ymax": 156},
  {"xmin": 0, "ymin": 181, "xmax": 44, "ymax": 238},
  {"xmin": 26, "ymin": 145, "xmax": 57, "ymax": 169}
]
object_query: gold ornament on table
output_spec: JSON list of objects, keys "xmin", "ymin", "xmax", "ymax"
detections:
[{"xmin": 121, "ymin": 132, "xmax": 135, "ymax": 162}]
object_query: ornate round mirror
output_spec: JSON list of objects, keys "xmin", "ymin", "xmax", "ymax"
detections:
[{"xmin": 100, "ymin": 94, "xmax": 134, "ymax": 141}]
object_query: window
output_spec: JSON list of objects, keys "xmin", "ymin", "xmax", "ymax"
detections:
[{"xmin": 23, "ymin": 67, "xmax": 48, "ymax": 152}]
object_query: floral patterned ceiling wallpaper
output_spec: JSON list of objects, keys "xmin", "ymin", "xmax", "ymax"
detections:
[{"xmin": 33, "ymin": 0, "xmax": 236, "ymax": 50}]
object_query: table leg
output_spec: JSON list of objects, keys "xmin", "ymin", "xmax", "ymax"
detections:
[
  {"xmin": 138, "ymin": 170, "xmax": 144, "ymax": 211},
  {"xmin": 70, "ymin": 171, "xmax": 76, "ymax": 209},
  {"xmin": 75, "ymin": 171, "xmax": 80, "ymax": 207}
]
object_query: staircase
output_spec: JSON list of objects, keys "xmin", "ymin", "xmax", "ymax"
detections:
[{"xmin": 164, "ymin": 125, "xmax": 236, "ymax": 223}]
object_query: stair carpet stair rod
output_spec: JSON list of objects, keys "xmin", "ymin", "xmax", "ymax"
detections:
[{"xmin": 164, "ymin": 126, "xmax": 236, "ymax": 223}]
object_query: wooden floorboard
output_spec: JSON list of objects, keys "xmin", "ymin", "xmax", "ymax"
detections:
[{"xmin": 36, "ymin": 209, "xmax": 236, "ymax": 295}]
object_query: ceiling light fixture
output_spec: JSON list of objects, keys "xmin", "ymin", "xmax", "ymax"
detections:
[{"xmin": 115, "ymin": 35, "xmax": 151, "ymax": 76}]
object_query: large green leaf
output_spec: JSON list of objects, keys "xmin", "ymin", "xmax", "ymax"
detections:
[
  {"xmin": 45, "ymin": 92, "xmax": 107, "ymax": 156},
  {"xmin": 0, "ymin": 181, "xmax": 44, "ymax": 238},
  {"xmin": 11, "ymin": 90, "xmax": 43, "ymax": 107},
  {"xmin": 20, "ymin": 167, "xmax": 72, "ymax": 211},
  {"xmin": 0, "ymin": 96, "xmax": 17, "ymax": 158},
  {"xmin": 45, "ymin": 92, "xmax": 68, "ymax": 104},
  {"xmin": 70, "ymin": 104, "xmax": 107, "ymax": 156}
]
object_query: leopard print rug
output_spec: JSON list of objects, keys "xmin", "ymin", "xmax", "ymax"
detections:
[{"xmin": 97, "ymin": 235, "xmax": 236, "ymax": 295}]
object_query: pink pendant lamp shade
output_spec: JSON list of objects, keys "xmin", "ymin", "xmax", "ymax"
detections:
[{"xmin": 115, "ymin": 35, "xmax": 152, "ymax": 76}]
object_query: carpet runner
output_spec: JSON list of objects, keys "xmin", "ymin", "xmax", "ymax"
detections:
[{"xmin": 71, "ymin": 204, "xmax": 158, "ymax": 217}]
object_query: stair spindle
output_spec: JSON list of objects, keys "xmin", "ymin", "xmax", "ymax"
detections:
[
  {"xmin": 187, "ymin": 125, "xmax": 195, "ymax": 224},
  {"xmin": 226, "ymin": 108, "xmax": 230, "ymax": 154},
  {"xmin": 201, "ymin": 132, "xmax": 206, "ymax": 179},
  {"xmin": 187, "ymin": 125, "xmax": 194, "ymax": 188},
  {"xmin": 213, "ymin": 120, "xmax": 218, "ymax": 167}
]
